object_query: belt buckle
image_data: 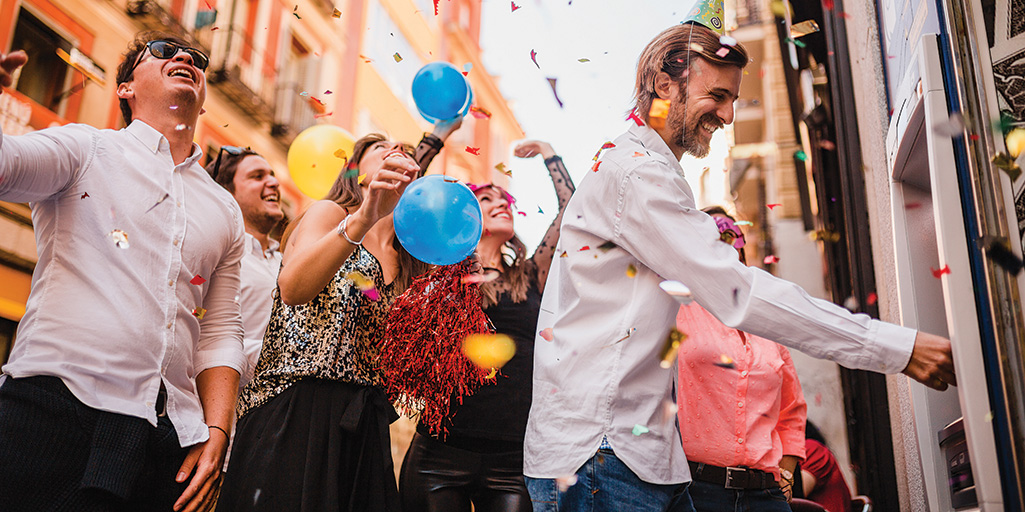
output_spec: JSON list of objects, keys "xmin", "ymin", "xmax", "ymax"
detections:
[{"xmin": 724, "ymin": 466, "xmax": 744, "ymax": 489}]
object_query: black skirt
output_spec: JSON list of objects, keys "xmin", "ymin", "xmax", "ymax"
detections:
[{"xmin": 217, "ymin": 378, "xmax": 400, "ymax": 512}]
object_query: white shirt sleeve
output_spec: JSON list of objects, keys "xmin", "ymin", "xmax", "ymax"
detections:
[
  {"xmin": 606, "ymin": 156, "xmax": 915, "ymax": 374},
  {"xmin": 193, "ymin": 202, "xmax": 247, "ymax": 375},
  {"xmin": 0, "ymin": 124, "xmax": 95, "ymax": 203}
]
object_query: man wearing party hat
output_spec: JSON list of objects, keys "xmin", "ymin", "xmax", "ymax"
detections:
[{"xmin": 523, "ymin": 1, "xmax": 955, "ymax": 510}]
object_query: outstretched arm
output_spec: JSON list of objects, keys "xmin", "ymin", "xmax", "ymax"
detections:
[
  {"xmin": 413, "ymin": 117, "xmax": 462, "ymax": 173},
  {"xmin": 515, "ymin": 140, "xmax": 575, "ymax": 292}
]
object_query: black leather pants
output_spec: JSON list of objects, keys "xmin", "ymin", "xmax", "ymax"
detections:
[{"xmin": 399, "ymin": 432, "xmax": 531, "ymax": 512}]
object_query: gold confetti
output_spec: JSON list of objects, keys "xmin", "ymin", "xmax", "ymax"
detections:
[
  {"xmin": 1006, "ymin": 128, "xmax": 1025, "ymax": 159},
  {"xmin": 714, "ymin": 353, "xmax": 736, "ymax": 369},
  {"xmin": 993, "ymin": 152, "xmax": 1022, "ymax": 181},
  {"xmin": 789, "ymin": 20, "xmax": 820, "ymax": 38},
  {"xmin": 334, "ymin": 149, "xmax": 348, "ymax": 160},
  {"xmin": 192, "ymin": 307, "xmax": 207, "ymax": 319},
  {"xmin": 108, "ymin": 229, "xmax": 129, "ymax": 249},
  {"xmin": 659, "ymin": 328, "xmax": 687, "ymax": 368},
  {"xmin": 331, "ymin": 8, "xmax": 342, "ymax": 18},
  {"xmin": 648, "ymin": 98, "xmax": 670, "ymax": 130},
  {"xmin": 626, "ymin": 264, "xmax": 638, "ymax": 278},
  {"xmin": 689, "ymin": 42, "xmax": 705, "ymax": 52},
  {"xmin": 462, "ymin": 333, "xmax": 516, "ymax": 369},
  {"xmin": 393, "ymin": 52, "xmax": 403, "ymax": 62},
  {"xmin": 560, "ymin": 251, "xmax": 568, "ymax": 258},
  {"xmin": 495, "ymin": 162, "xmax": 512, "ymax": 176},
  {"xmin": 358, "ymin": 174, "xmax": 367, "ymax": 185}
]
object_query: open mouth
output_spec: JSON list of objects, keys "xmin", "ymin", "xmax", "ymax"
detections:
[
  {"xmin": 167, "ymin": 66, "xmax": 196, "ymax": 83},
  {"xmin": 491, "ymin": 210, "xmax": 512, "ymax": 220},
  {"xmin": 262, "ymin": 192, "xmax": 279, "ymax": 203},
  {"xmin": 700, "ymin": 120, "xmax": 721, "ymax": 135}
]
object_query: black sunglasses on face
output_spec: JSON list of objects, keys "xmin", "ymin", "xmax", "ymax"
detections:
[
  {"xmin": 211, "ymin": 145, "xmax": 252, "ymax": 181},
  {"xmin": 129, "ymin": 40, "xmax": 210, "ymax": 76}
]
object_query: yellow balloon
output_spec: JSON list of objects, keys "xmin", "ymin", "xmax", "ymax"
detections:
[
  {"xmin": 287, "ymin": 124, "xmax": 357, "ymax": 199},
  {"xmin": 462, "ymin": 334, "xmax": 516, "ymax": 370}
]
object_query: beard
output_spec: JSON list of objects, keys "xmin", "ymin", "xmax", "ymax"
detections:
[{"xmin": 664, "ymin": 88, "xmax": 720, "ymax": 158}]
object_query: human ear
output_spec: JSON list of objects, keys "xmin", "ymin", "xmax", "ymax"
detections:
[
  {"xmin": 116, "ymin": 82, "xmax": 133, "ymax": 101},
  {"xmin": 654, "ymin": 71, "xmax": 676, "ymax": 101}
]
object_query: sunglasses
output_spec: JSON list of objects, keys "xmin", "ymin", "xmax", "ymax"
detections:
[
  {"xmin": 129, "ymin": 40, "xmax": 210, "ymax": 76},
  {"xmin": 210, "ymin": 145, "xmax": 254, "ymax": 181}
]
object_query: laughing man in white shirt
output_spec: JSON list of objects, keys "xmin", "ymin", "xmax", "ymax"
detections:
[
  {"xmin": 523, "ymin": 22, "xmax": 956, "ymax": 512},
  {"xmin": 0, "ymin": 32, "xmax": 246, "ymax": 512}
]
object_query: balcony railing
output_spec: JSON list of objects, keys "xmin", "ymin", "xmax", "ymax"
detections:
[
  {"xmin": 126, "ymin": 0, "xmax": 188, "ymax": 35},
  {"xmin": 205, "ymin": 24, "xmax": 273, "ymax": 123},
  {"xmin": 270, "ymin": 81, "xmax": 317, "ymax": 145}
]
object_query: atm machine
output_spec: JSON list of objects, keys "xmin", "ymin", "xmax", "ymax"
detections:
[{"xmin": 887, "ymin": 34, "xmax": 1005, "ymax": 510}]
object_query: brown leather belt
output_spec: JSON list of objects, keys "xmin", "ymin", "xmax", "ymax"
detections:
[{"xmin": 689, "ymin": 461, "xmax": 778, "ymax": 490}]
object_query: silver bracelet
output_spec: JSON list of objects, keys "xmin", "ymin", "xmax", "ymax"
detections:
[{"xmin": 336, "ymin": 214, "xmax": 364, "ymax": 246}]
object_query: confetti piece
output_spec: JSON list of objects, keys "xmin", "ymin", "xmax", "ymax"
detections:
[
  {"xmin": 659, "ymin": 280, "xmax": 693, "ymax": 304},
  {"xmin": 539, "ymin": 328, "xmax": 554, "ymax": 341},
  {"xmin": 659, "ymin": 327, "xmax": 687, "ymax": 368},
  {"xmin": 530, "ymin": 49, "xmax": 539, "ymax": 69},
  {"xmin": 597, "ymin": 241, "xmax": 617, "ymax": 252},
  {"xmin": 933, "ymin": 113, "xmax": 965, "ymax": 137},
  {"xmin": 486, "ymin": 368, "xmax": 498, "ymax": 379},
  {"xmin": 786, "ymin": 37, "xmax": 807, "ymax": 48},
  {"xmin": 516, "ymin": 211, "xmax": 526, "ymax": 217},
  {"xmin": 393, "ymin": 52, "xmax": 403, "ymax": 62},
  {"xmin": 648, "ymin": 98, "xmax": 670, "ymax": 130},
  {"xmin": 462, "ymin": 333, "xmax": 516, "ymax": 369},
  {"xmin": 537, "ymin": 205, "xmax": 544, "ymax": 214},
  {"xmin": 626, "ymin": 264, "xmax": 638, "ymax": 278},
  {"xmin": 814, "ymin": 392, "xmax": 823, "ymax": 406},
  {"xmin": 843, "ymin": 296, "xmax": 858, "ymax": 311},
  {"xmin": 556, "ymin": 474, "xmax": 578, "ymax": 492},
  {"xmin": 463, "ymin": 63, "xmax": 472, "ymax": 74},
  {"xmin": 560, "ymin": 251, "xmax": 568, "ymax": 258},
  {"xmin": 470, "ymin": 106, "xmax": 492, "ymax": 119},
  {"xmin": 578, "ymin": 245, "xmax": 590, "ymax": 251},
  {"xmin": 719, "ymin": 35, "xmax": 738, "ymax": 46},
  {"xmin": 633, "ymin": 151, "xmax": 645, "ymax": 157},
  {"xmin": 790, "ymin": 19, "xmax": 820, "ymax": 38},
  {"xmin": 461, "ymin": 269, "xmax": 501, "ymax": 284},
  {"xmin": 190, "ymin": 275, "xmax": 207, "ymax": 286},
  {"xmin": 169, "ymin": 105, "xmax": 178, "ymax": 110},
  {"xmin": 980, "ymin": 236, "xmax": 1024, "ymax": 275},
  {"xmin": 819, "ymin": 140, "xmax": 836, "ymax": 150},
  {"xmin": 1006, "ymin": 128, "xmax": 1025, "ymax": 159},
  {"xmin": 359, "ymin": 54, "xmax": 373, "ymax": 63},
  {"xmin": 735, "ymin": 220, "xmax": 753, "ymax": 226},
  {"xmin": 433, "ymin": 0, "xmax": 439, "ymax": 14},
  {"xmin": 592, "ymin": 142, "xmax": 616, "ymax": 161},
  {"xmin": 985, "ymin": 411, "xmax": 994, "ymax": 422},
  {"xmin": 715, "ymin": 46, "xmax": 730, "ymax": 58},
  {"xmin": 192, "ymin": 307, "xmax": 207, "ymax": 319},
  {"xmin": 293, "ymin": 11, "xmax": 301, "ymax": 19},
  {"xmin": 823, "ymin": 0, "xmax": 834, "ymax": 9},
  {"xmin": 993, "ymin": 152, "xmax": 1022, "ymax": 181},
  {"xmin": 345, "ymin": 271, "xmax": 380, "ymax": 300},
  {"xmin": 511, "ymin": 1, "xmax": 521, "ymax": 11},
  {"xmin": 632, "ymin": 424, "xmax": 649, "ymax": 436},
  {"xmin": 794, "ymin": 150, "xmax": 809, "ymax": 162},
  {"xmin": 495, "ymin": 162, "xmax": 511, "ymax": 176},
  {"xmin": 578, "ymin": 58, "xmax": 590, "ymax": 62},
  {"xmin": 324, "ymin": 90, "xmax": 333, "ymax": 94},
  {"xmin": 763, "ymin": 255, "xmax": 780, "ymax": 264},
  {"xmin": 591, "ymin": 161, "xmax": 601, "ymax": 172},
  {"xmin": 689, "ymin": 42, "xmax": 705, "ymax": 52},
  {"xmin": 331, "ymin": 8, "xmax": 341, "ymax": 18},
  {"xmin": 299, "ymin": 91, "xmax": 309, "ymax": 98},
  {"xmin": 627, "ymin": 109, "xmax": 644, "ymax": 126},
  {"xmin": 766, "ymin": 203, "xmax": 782, "ymax": 210},
  {"xmin": 867, "ymin": 292, "xmax": 878, "ymax": 305},
  {"xmin": 314, "ymin": 112, "xmax": 333, "ymax": 118},
  {"xmin": 358, "ymin": 174, "xmax": 367, "ymax": 184},
  {"xmin": 714, "ymin": 353, "xmax": 736, "ymax": 369},
  {"xmin": 905, "ymin": 202, "xmax": 922, "ymax": 209},
  {"xmin": 930, "ymin": 265, "xmax": 951, "ymax": 278},
  {"xmin": 81, "ymin": 192, "xmax": 89, "ymax": 199},
  {"xmin": 175, "ymin": 124, "xmax": 187, "ymax": 131},
  {"xmin": 546, "ymin": 78, "xmax": 564, "ymax": 108},
  {"xmin": 108, "ymin": 229, "xmax": 129, "ymax": 249},
  {"xmin": 465, "ymin": 146, "xmax": 481, "ymax": 155}
]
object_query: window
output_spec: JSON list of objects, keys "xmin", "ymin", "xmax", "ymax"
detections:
[
  {"xmin": 10, "ymin": 9, "xmax": 73, "ymax": 112},
  {"xmin": 363, "ymin": 2, "xmax": 425, "ymax": 113}
]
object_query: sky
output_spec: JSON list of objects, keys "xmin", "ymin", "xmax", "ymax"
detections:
[{"xmin": 476, "ymin": 0, "xmax": 731, "ymax": 249}]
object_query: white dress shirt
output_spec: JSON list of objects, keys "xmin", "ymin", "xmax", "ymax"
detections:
[
  {"xmin": 0, "ymin": 120, "xmax": 247, "ymax": 447},
  {"xmin": 238, "ymin": 233, "xmax": 281, "ymax": 386},
  {"xmin": 524, "ymin": 124, "xmax": 916, "ymax": 484}
]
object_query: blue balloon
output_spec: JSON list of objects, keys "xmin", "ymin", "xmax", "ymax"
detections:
[
  {"xmin": 394, "ymin": 175, "xmax": 483, "ymax": 265},
  {"xmin": 412, "ymin": 62, "xmax": 471, "ymax": 123}
]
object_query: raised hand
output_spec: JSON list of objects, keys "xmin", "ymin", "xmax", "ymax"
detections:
[
  {"xmin": 0, "ymin": 51, "xmax": 28, "ymax": 92},
  {"xmin": 358, "ymin": 150, "xmax": 420, "ymax": 224},
  {"xmin": 902, "ymin": 331, "xmax": 957, "ymax": 391},
  {"xmin": 514, "ymin": 140, "xmax": 556, "ymax": 160}
]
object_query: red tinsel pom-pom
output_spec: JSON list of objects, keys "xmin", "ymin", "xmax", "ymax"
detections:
[{"xmin": 379, "ymin": 259, "xmax": 494, "ymax": 437}]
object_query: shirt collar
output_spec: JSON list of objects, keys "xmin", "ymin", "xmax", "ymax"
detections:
[
  {"xmin": 125, "ymin": 119, "xmax": 204, "ymax": 166},
  {"xmin": 628, "ymin": 123, "xmax": 685, "ymax": 177},
  {"xmin": 244, "ymin": 232, "xmax": 280, "ymax": 258}
]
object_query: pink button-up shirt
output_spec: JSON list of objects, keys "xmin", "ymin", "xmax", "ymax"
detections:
[{"xmin": 677, "ymin": 303, "xmax": 807, "ymax": 479}]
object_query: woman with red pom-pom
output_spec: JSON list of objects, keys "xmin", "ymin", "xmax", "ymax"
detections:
[
  {"xmin": 396, "ymin": 140, "xmax": 576, "ymax": 512},
  {"xmin": 216, "ymin": 120, "xmax": 459, "ymax": 512}
]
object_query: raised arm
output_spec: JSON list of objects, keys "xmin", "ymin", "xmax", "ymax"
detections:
[
  {"xmin": 514, "ymin": 140, "xmax": 575, "ymax": 292},
  {"xmin": 413, "ymin": 117, "xmax": 462, "ymax": 173}
]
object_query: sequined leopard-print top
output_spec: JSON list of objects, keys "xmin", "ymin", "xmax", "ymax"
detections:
[{"xmin": 237, "ymin": 246, "xmax": 396, "ymax": 418}]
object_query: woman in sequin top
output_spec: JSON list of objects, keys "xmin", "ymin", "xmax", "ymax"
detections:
[{"xmin": 217, "ymin": 122, "xmax": 457, "ymax": 512}]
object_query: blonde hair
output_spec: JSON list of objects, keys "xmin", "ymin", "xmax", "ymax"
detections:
[{"xmin": 633, "ymin": 23, "xmax": 750, "ymax": 123}]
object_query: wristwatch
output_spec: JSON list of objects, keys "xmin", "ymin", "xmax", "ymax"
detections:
[{"xmin": 780, "ymin": 468, "xmax": 794, "ymax": 483}]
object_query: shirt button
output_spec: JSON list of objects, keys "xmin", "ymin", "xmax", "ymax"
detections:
[
  {"xmin": 168, "ymin": 280, "xmax": 174, "ymax": 286},
  {"xmin": 737, "ymin": 401, "xmax": 744, "ymax": 407},
  {"xmin": 741, "ymin": 370, "xmax": 748, "ymax": 377},
  {"xmin": 176, "ymin": 202, "xmax": 182, "ymax": 207},
  {"xmin": 173, "ymin": 239, "xmax": 179, "ymax": 246},
  {"xmin": 166, "ymin": 322, "xmax": 172, "ymax": 329},
  {"xmin": 737, "ymin": 438, "xmax": 744, "ymax": 444}
]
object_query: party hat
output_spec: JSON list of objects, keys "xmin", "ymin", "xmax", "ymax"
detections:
[{"xmin": 684, "ymin": 0, "xmax": 725, "ymax": 35}]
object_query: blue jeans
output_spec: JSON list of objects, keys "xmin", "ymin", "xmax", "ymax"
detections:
[
  {"xmin": 525, "ymin": 444, "xmax": 694, "ymax": 512},
  {"xmin": 688, "ymin": 478, "xmax": 792, "ymax": 512}
]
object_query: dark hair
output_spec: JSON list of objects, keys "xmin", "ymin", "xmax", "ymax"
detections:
[
  {"xmin": 805, "ymin": 420, "xmax": 828, "ymax": 446},
  {"xmin": 116, "ymin": 31, "xmax": 193, "ymax": 126},
  {"xmin": 479, "ymin": 233, "xmax": 531, "ymax": 309},
  {"xmin": 280, "ymin": 133, "xmax": 427, "ymax": 291},
  {"xmin": 634, "ymin": 23, "xmax": 750, "ymax": 123},
  {"xmin": 204, "ymin": 147, "xmax": 260, "ymax": 193}
]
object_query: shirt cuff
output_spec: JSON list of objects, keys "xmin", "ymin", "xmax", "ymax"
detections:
[
  {"xmin": 194, "ymin": 347, "xmax": 247, "ymax": 376},
  {"xmin": 864, "ymin": 320, "xmax": 917, "ymax": 374},
  {"xmin": 779, "ymin": 432, "xmax": 807, "ymax": 460}
]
